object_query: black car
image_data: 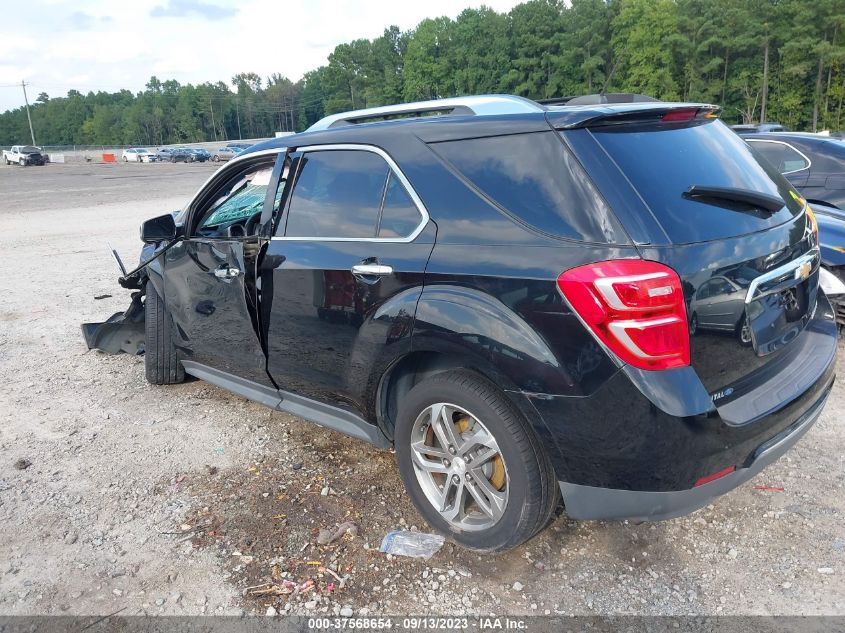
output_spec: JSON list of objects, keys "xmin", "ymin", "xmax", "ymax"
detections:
[
  {"xmin": 154, "ymin": 147, "xmax": 193, "ymax": 163},
  {"xmin": 186, "ymin": 148, "xmax": 211, "ymax": 162},
  {"xmin": 742, "ymin": 133, "xmax": 845, "ymax": 209},
  {"xmin": 84, "ymin": 95, "xmax": 836, "ymax": 553}
]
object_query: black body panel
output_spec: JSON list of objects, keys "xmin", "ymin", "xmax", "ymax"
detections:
[{"xmin": 263, "ymin": 223, "xmax": 436, "ymax": 421}]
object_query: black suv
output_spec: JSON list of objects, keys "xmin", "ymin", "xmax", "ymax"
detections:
[{"xmin": 86, "ymin": 95, "xmax": 837, "ymax": 553}]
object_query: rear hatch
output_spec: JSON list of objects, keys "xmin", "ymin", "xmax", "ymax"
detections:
[{"xmin": 557, "ymin": 106, "xmax": 826, "ymax": 417}]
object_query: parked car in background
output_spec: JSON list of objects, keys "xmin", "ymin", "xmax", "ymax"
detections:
[
  {"xmin": 3, "ymin": 145, "xmax": 46, "ymax": 166},
  {"xmin": 732, "ymin": 122, "xmax": 789, "ymax": 133},
  {"xmin": 226, "ymin": 142, "xmax": 251, "ymax": 151},
  {"xmin": 807, "ymin": 203, "xmax": 845, "ymax": 328},
  {"xmin": 188, "ymin": 148, "xmax": 210, "ymax": 162},
  {"xmin": 741, "ymin": 133, "xmax": 845, "ymax": 329},
  {"xmin": 122, "ymin": 148, "xmax": 158, "ymax": 163},
  {"xmin": 211, "ymin": 147, "xmax": 241, "ymax": 161},
  {"xmin": 742, "ymin": 133, "xmax": 845, "ymax": 209},
  {"xmin": 161, "ymin": 147, "xmax": 194, "ymax": 163},
  {"xmin": 85, "ymin": 95, "xmax": 836, "ymax": 553}
]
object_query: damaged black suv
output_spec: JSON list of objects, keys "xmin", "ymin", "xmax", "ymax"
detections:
[{"xmin": 85, "ymin": 95, "xmax": 836, "ymax": 553}]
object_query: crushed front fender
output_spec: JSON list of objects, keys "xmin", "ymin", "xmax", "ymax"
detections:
[{"xmin": 81, "ymin": 291, "xmax": 145, "ymax": 355}]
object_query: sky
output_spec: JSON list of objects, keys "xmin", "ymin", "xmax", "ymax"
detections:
[{"xmin": 0, "ymin": 0, "xmax": 524, "ymax": 114}]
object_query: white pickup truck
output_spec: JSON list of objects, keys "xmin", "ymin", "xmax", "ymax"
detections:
[{"xmin": 3, "ymin": 145, "xmax": 46, "ymax": 166}]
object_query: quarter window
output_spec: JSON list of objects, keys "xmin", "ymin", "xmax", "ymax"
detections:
[
  {"xmin": 430, "ymin": 132, "xmax": 624, "ymax": 243},
  {"xmin": 378, "ymin": 173, "xmax": 422, "ymax": 238},
  {"xmin": 747, "ymin": 140, "xmax": 810, "ymax": 174}
]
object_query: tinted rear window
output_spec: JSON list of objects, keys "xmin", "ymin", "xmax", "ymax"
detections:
[
  {"xmin": 430, "ymin": 131, "xmax": 627, "ymax": 244},
  {"xmin": 593, "ymin": 120, "xmax": 803, "ymax": 244}
]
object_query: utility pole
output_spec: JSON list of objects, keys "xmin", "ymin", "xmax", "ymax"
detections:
[
  {"xmin": 209, "ymin": 100, "xmax": 218, "ymax": 142},
  {"xmin": 235, "ymin": 99, "xmax": 242, "ymax": 140},
  {"xmin": 21, "ymin": 80, "xmax": 36, "ymax": 145}
]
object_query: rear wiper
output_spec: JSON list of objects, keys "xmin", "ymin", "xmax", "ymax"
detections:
[{"xmin": 683, "ymin": 185, "xmax": 785, "ymax": 216}]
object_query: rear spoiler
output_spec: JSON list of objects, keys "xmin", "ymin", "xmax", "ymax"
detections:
[{"xmin": 547, "ymin": 103, "xmax": 721, "ymax": 129}]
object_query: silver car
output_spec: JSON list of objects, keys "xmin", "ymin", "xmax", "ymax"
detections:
[{"xmin": 211, "ymin": 147, "xmax": 241, "ymax": 162}]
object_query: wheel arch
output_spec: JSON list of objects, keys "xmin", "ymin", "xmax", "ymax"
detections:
[{"xmin": 376, "ymin": 350, "xmax": 563, "ymax": 470}]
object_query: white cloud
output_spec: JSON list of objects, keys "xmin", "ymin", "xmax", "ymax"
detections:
[{"xmin": 0, "ymin": 0, "xmax": 523, "ymax": 113}]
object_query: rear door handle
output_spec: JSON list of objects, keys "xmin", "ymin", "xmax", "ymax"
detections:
[
  {"xmin": 351, "ymin": 263, "xmax": 393, "ymax": 277},
  {"xmin": 214, "ymin": 266, "xmax": 241, "ymax": 279}
]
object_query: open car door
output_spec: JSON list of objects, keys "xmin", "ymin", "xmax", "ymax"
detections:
[{"xmin": 161, "ymin": 152, "xmax": 286, "ymax": 391}]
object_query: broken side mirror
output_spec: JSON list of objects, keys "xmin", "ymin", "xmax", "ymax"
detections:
[{"xmin": 141, "ymin": 214, "xmax": 177, "ymax": 243}]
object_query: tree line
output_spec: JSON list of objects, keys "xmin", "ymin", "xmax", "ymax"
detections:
[{"xmin": 2, "ymin": 0, "xmax": 843, "ymax": 147}]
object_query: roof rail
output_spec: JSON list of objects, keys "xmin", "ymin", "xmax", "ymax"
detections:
[
  {"xmin": 563, "ymin": 93, "xmax": 660, "ymax": 106},
  {"xmin": 307, "ymin": 94, "xmax": 544, "ymax": 132}
]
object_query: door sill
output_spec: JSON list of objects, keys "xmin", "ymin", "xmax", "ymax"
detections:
[{"xmin": 181, "ymin": 361, "xmax": 390, "ymax": 449}]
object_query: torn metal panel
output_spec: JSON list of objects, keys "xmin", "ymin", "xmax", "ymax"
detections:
[{"xmin": 81, "ymin": 291, "xmax": 145, "ymax": 355}]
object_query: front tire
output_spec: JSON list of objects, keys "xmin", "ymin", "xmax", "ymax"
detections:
[
  {"xmin": 737, "ymin": 315, "xmax": 752, "ymax": 347},
  {"xmin": 144, "ymin": 281, "xmax": 185, "ymax": 385},
  {"xmin": 395, "ymin": 370, "xmax": 558, "ymax": 553}
]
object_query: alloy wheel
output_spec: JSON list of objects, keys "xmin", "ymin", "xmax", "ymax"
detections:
[{"xmin": 409, "ymin": 402, "xmax": 509, "ymax": 532}]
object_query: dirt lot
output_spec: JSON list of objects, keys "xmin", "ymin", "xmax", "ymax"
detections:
[{"xmin": 0, "ymin": 162, "xmax": 843, "ymax": 618}]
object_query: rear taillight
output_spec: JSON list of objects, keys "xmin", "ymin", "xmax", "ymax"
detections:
[
  {"xmin": 661, "ymin": 108, "xmax": 698, "ymax": 122},
  {"xmin": 557, "ymin": 260, "xmax": 690, "ymax": 371}
]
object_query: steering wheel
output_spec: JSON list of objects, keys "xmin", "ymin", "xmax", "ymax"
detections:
[{"xmin": 244, "ymin": 211, "xmax": 263, "ymax": 236}]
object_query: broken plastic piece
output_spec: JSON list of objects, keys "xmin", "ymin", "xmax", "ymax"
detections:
[
  {"xmin": 81, "ymin": 291, "xmax": 145, "ymax": 355},
  {"xmin": 379, "ymin": 530, "xmax": 444, "ymax": 559}
]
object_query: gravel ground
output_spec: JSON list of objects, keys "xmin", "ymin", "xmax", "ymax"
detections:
[{"xmin": 0, "ymin": 162, "xmax": 843, "ymax": 618}]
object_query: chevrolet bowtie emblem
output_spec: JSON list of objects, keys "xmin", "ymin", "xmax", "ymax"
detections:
[{"xmin": 795, "ymin": 262, "xmax": 812, "ymax": 280}]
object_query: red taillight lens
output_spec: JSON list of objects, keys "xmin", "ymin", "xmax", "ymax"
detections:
[
  {"xmin": 557, "ymin": 260, "xmax": 690, "ymax": 371},
  {"xmin": 662, "ymin": 108, "xmax": 698, "ymax": 122}
]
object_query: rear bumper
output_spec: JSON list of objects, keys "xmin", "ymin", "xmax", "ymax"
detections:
[
  {"xmin": 526, "ymin": 293, "xmax": 837, "ymax": 521},
  {"xmin": 560, "ymin": 382, "xmax": 831, "ymax": 521}
]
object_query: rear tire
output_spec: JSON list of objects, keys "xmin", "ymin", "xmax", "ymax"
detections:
[
  {"xmin": 144, "ymin": 281, "xmax": 185, "ymax": 385},
  {"xmin": 395, "ymin": 370, "xmax": 558, "ymax": 553}
]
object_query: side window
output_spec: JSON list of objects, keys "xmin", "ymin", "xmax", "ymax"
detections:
[
  {"xmin": 284, "ymin": 150, "xmax": 389, "ymax": 238},
  {"xmin": 748, "ymin": 141, "xmax": 809, "ymax": 174},
  {"xmin": 377, "ymin": 173, "xmax": 422, "ymax": 238},
  {"xmin": 195, "ymin": 163, "xmax": 275, "ymax": 237}
]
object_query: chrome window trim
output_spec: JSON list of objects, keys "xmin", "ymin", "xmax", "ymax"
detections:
[
  {"xmin": 746, "ymin": 138, "xmax": 812, "ymax": 175},
  {"xmin": 271, "ymin": 143, "xmax": 430, "ymax": 244}
]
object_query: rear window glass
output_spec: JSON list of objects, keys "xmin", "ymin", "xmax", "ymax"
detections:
[
  {"xmin": 430, "ymin": 132, "xmax": 626, "ymax": 244},
  {"xmin": 592, "ymin": 120, "xmax": 803, "ymax": 244}
]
